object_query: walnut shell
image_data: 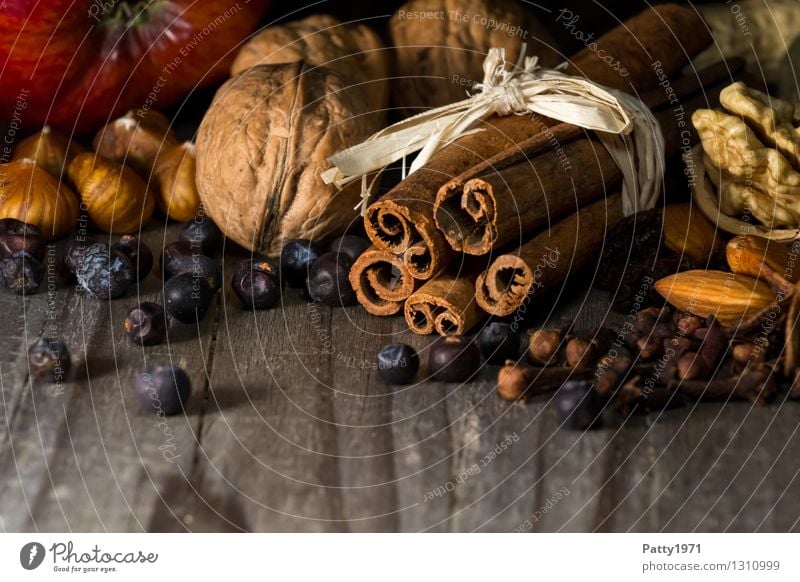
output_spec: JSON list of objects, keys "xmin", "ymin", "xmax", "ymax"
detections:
[
  {"xmin": 11, "ymin": 125, "xmax": 85, "ymax": 179},
  {"xmin": 389, "ymin": 0, "xmax": 560, "ymax": 113},
  {"xmin": 67, "ymin": 153, "xmax": 155, "ymax": 234},
  {"xmin": 231, "ymin": 14, "xmax": 390, "ymax": 111},
  {"xmin": 153, "ymin": 142, "xmax": 199, "ymax": 222},
  {"xmin": 92, "ymin": 109, "xmax": 178, "ymax": 177},
  {"xmin": 196, "ymin": 62, "xmax": 380, "ymax": 256},
  {"xmin": 0, "ymin": 159, "xmax": 79, "ymax": 239}
]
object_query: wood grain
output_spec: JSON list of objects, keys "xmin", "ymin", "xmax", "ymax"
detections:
[{"xmin": 1, "ymin": 230, "xmax": 800, "ymax": 532}]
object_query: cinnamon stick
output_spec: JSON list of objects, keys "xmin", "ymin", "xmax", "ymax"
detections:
[
  {"xmin": 433, "ymin": 61, "xmax": 740, "ymax": 256},
  {"xmin": 475, "ymin": 194, "xmax": 624, "ymax": 316},
  {"xmin": 349, "ymin": 246, "xmax": 416, "ymax": 316},
  {"xmin": 562, "ymin": 3, "xmax": 711, "ymax": 92},
  {"xmin": 404, "ymin": 266, "xmax": 484, "ymax": 336},
  {"xmin": 363, "ymin": 4, "xmax": 711, "ymax": 280},
  {"xmin": 435, "ymin": 132, "xmax": 616, "ymax": 256}
]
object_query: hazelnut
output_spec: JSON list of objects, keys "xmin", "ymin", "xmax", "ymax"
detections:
[
  {"xmin": 153, "ymin": 142, "xmax": 199, "ymax": 221},
  {"xmin": 12, "ymin": 125, "xmax": 85, "ymax": 179},
  {"xmin": 67, "ymin": 153, "xmax": 154, "ymax": 234},
  {"xmin": 92, "ymin": 109, "xmax": 178, "ymax": 177},
  {"xmin": 0, "ymin": 159, "xmax": 80, "ymax": 239}
]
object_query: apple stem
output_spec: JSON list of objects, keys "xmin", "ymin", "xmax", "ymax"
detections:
[{"xmin": 105, "ymin": 1, "xmax": 161, "ymax": 29}]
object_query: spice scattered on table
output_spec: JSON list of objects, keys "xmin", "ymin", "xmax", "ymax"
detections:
[
  {"xmin": 133, "ymin": 364, "xmax": 191, "ymax": 416},
  {"xmin": 429, "ymin": 336, "xmax": 481, "ymax": 383},
  {"xmin": 124, "ymin": 303, "xmax": 167, "ymax": 346},
  {"xmin": 231, "ymin": 259, "xmax": 281, "ymax": 310},
  {"xmin": 28, "ymin": 338, "xmax": 71, "ymax": 384},
  {"xmin": 376, "ymin": 343, "xmax": 419, "ymax": 385}
]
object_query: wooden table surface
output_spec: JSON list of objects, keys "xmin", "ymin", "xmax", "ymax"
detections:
[{"xmin": 1, "ymin": 222, "xmax": 799, "ymax": 533}]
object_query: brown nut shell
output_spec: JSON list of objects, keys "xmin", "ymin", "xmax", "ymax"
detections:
[
  {"xmin": 0, "ymin": 159, "xmax": 79, "ymax": 239},
  {"xmin": 153, "ymin": 142, "xmax": 199, "ymax": 222},
  {"xmin": 196, "ymin": 62, "xmax": 381, "ymax": 256},
  {"xmin": 92, "ymin": 109, "xmax": 178, "ymax": 177},
  {"xmin": 389, "ymin": 0, "xmax": 560, "ymax": 113},
  {"xmin": 67, "ymin": 153, "xmax": 154, "ymax": 234},
  {"xmin": 12, "ymin": 125, "xmax": 85, "ymax": 179},
  {"xmin": 231, "ymin": 14, "xmax": 389, "ymax": 111}
]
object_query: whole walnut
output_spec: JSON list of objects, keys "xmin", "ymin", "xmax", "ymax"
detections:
[
  {"xmin": 390, "ymin": 0, "xmax": 560, "ymax": 113},
  {"xmin": 195, "ymin": 63, "xmax": 381, "ymax": 256},
  {"xmin": 231, "ymin": 14, "xmax": 390, "ymax": 112}
]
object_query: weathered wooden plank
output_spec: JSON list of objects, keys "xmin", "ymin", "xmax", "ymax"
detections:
[
  {"xmin": 388, "ymin": 351, "xmax": 455, "ymax": 533},
  {"xmin": 0, "ymin": 225, "xmax": 213, "ymax": 531},
  {"xmin": 0, "ymin": 242, "xmax": 66, "ymax": 449},
  {"xmin": 186, "ymin": 290, "xmax": 347, "ymax": 532},
  {"xmin": 4, "ymin": 242, "xmax": 800, "ymax": 532},
  {"xmin": 327, "ymin": 310, "xmax": 401, "ymax": 531},
  {"xmin": 598, "ymin": 403, "xmax": 800, "ymax": 532},
  {"xmin": 438, "ymin": 375, "xmax": 541, "ymax": 532}
]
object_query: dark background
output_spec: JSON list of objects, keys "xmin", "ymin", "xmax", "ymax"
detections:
[
  {"xmin": 170, "ymin": 0, "xmax": 714, "ymax": 132},
  {"xmin": 261, "ymin": 0, "xmax": 711, "ymax": 55}
]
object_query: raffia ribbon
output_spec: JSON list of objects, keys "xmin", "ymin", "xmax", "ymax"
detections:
[{"xmin": 321, "ymin": 46, "xmax": 664, "ymax": 217}]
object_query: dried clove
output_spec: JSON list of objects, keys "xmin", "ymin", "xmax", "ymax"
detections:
[
  {"xmin": 661, "ymin": 335, "xmax": 695, "ymax": 381},
  {"xmin": 565, "ymin": 337, "xmax": 597, "ymax": 368},
  {"xmin": 671, "ymin": 367, "xmax": 776, "ymax": 405},
  {"xmin": 618, "ymin": 377, "xmax": 685, "ymax": 415},
  {"xmin": 677, "ymin": 318, "xmax": 726, "ymax": 381},
  {"xmin": 497, "ymin": 362, "xmax": 593, "ymax": 402},
  {"xmin": 731, "ymin": 341, "xmax": 766, "ymax": 372},
  {"xmin": 674, "ymin": 311, "xmax": 703, "ymax": 336},
  {"xmin": 528, "ymin": 329, "xmax": 562, "ymax": 366},
  {"xmin": 594, "ymin": 348, "xmax": 634, "ymax": 397}
]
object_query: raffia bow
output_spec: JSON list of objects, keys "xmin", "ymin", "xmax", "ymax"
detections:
[{"xmin": 321, "ymin": 46, "xmax": 664, "ymax": 217}]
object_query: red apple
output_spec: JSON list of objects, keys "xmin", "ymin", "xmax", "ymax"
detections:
[{"xmin": 0, "ymin": 0, "xmax": 270, "ymax": 134}]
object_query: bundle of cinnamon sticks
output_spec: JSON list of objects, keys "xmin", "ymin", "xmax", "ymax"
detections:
[{"xmin": 349, "ymin": 4, "xmax": 733, "ymax": 335}]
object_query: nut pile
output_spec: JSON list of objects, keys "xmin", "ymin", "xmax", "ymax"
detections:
[
  {"xmin": 495, "ymin": 194, "xmax": 800, "ymax": 429},
  {"xmin": 693, "ymin": 82, "xmax": 800, "ymax": 230},
  {"xmin": 497, "ymin": 305, "xmax": 778, "ymax": 431},
  {"xmin": 1, "ymin": 110, "xmax": 200, "ymax": 241}
]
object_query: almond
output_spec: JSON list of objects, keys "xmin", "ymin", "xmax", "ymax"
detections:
[
  {"xmin": 654, "ymin": 270, "xmax": 775, "ymax": 327},
  {"xmin": 726, "ymin": 235, "xmax": 799, "ymax": 283},
  {"xmin": 663, "ymin": 203, "xmax": 723, "ymax": 263}
]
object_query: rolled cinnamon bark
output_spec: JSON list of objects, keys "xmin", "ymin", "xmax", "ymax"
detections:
[
  {"xmin": 475, "ymin": 194, "xmax": 624, "ymax": 316},
  {"xmin": 404, "ymin": 266, "xmax": 484, "ymax": 336},
  {"xmin": 432, "ymin": 69, "xmax": 737, "ymax": 257},
  {"xmin": 349, "ymin": 247, "xmax": 416, "ymax": 316},
  {"xmin": 434, "ymin": 130, "xmax": 616, "ymax": 255},
  {"xmin": 364, "ymin": 4, "xmax": 711, "ymax": 280},
  {"xmin": 561, "ymin": 3, "xmax": 711, "ymax": 92}
]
